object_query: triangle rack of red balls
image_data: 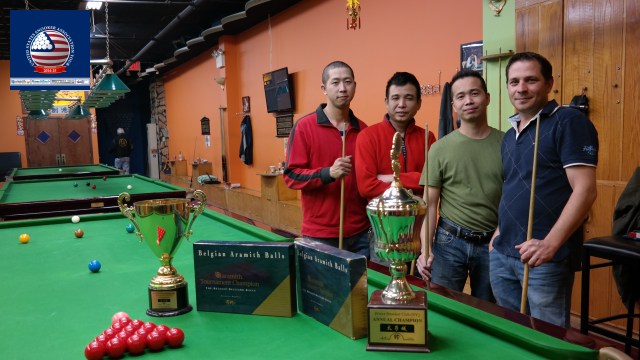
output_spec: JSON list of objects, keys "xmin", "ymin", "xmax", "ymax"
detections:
[{"xmin": 84, "ymin": 312, "xmax": 185, "ymax": 359}]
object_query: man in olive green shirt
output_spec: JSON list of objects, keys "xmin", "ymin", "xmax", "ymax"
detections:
[{"xmin": 417, "ymin": 69, "xmax": 503, "ymax": 302}]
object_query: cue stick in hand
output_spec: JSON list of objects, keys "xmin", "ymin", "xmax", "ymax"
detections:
[
  {"xmin": 520, "ymin": 116, "xmax": 542, "ymax": 314},
  {"xmin": 411, "ymin": 123, "xmax": 429, "ymax": 277},
  {"xmin": 338, "ymin": 121, "xmax": 348, "ymax": 250}
]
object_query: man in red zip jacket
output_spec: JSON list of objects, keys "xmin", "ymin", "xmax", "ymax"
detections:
[
  {"xmin": 284, "ymin": 61, "xmax": 370, "ymax": 256},
  {"xmin": 355, "ymin": 72, "xmax": 436, "ymax": 201}
]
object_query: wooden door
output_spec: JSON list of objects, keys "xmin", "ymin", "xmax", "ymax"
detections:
[
  {"xmin": 57, "ymin": 118, "xmax": 93, "ymax": 165},
  {"xmin": 25, "ymin": 117, "xmax": 93, "ymax": 167},
  {"xmin": 25, "ymin": 118, "xmax": 60, "ymax": 167}
]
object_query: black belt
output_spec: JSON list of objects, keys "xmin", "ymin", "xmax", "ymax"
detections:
[{"xmin": 438, "ymin": 219, "xmax": 493, "ymax": 244}]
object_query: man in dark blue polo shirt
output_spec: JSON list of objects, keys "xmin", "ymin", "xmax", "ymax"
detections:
[{"xmin": 490, "ymin": 52, "xmax": 599, "ymax": 328}]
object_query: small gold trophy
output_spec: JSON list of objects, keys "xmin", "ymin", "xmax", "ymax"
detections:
[
  {"xmin": 118, "ymin": 190, "xmax": 206, "ymax": 317},
  {"xmin": 366, "ymin": 132, "xmax": 428, "ymax": 352}
]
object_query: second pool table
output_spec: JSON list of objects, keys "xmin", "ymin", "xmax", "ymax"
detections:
[
  {"xmin": 0, "ymin": 210, "xmax": 603, "ymax": 359},
  {"xmin": 0, "ymin": 174, "xmax": 186, "ymax": 221},
  {"xmin": 7, "ymin": 164, "xmax": 121, "ymax": 181}
]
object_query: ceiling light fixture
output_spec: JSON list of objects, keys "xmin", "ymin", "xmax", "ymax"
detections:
[
  {"xmin": 86, "ymin": 1, "xmax": 103, "ymax": 11},
  {"xmin": 65, "ymin": 104, "xmax": 91, "ymax": 120}
]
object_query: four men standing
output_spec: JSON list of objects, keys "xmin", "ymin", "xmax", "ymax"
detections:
[{"xmin": 285, "ymin": 54, "xmax": 599, "ymax": 328}]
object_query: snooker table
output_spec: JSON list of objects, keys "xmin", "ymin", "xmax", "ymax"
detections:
[
  {"xmin": 0, "ymin": 174, "xmax": 186, "ymax": 221},
  {"xmin": 6, "ymin": 164, "xmax": 121, "ymax": 181},
  {"xmin": 0, "ymin": 210, "xmax": 606, "ymax": 360}
]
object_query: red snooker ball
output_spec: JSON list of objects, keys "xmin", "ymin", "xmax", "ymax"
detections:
[
  {"xmin": 94, "ymin": 334, "xmax": 109, "ymax": 347},
  {"xmin": 102, "ymin": 328, "xmax": 116, "ymax": 339},
  {"xmin": 115, "ymin": 330, "xmax": 129, "ymax": 343},
  {"xmin": 142, "ymin": 321, "xmax": 156, "ymax": 332},
  {"xmin": 102, "ymin": 176, "xmax": 107, "ymax": 181},
  {"xmin": 84, "ymin": 340, "xmax": 106, "ymax": 360},
  {"xmin": 105, "ymin": 337, "xmax": 127, "ymax": 358},
  {"xmin": 130, "ymin": 319, "xmax": 143, "ymax": 329},
  {"xmin": 146, "ymin": 331, "xmax": 165, "ymax": 352},
  {"xmin": 154, "ymin": 324, "xmax": 169, "ymax": 339},
  {"xmin": 111, "ymin": 321, "xmax": 124, "ymax": 333},
  {"xmin": 166, "ymin": 328, "xmax": 185, "ymax": 348},
  {"xmin": 92, "ymin": 184, "xmax": 96, "ymax": 189},
  {"xmin": 74, "ymin": 229, "xmax": 84, "ymax": 238},
  {"xmin": 126, "ymin": 333, "xmax": 147, "ymax": 355}
]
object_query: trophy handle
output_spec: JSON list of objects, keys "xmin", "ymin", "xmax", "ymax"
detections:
[
  {"xmin": 117, "ymin": 192, "xmax": 143, "ymax": 241},
  {"xmin": 183, "ymin": 190, "xmax": 207, "ymax": 241}
]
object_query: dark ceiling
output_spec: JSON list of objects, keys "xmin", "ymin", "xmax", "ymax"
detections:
[{"xmin": 0, "ymin": 0, "xmax": 300, "ymax": 81}]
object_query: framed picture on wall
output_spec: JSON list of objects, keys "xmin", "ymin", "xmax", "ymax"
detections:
[
  {"xmin": 242, "ymin": 96, "xmax": 250, "ymax": 113},
  {"xmin": 461, "ymin": 41, "xmax": 483, "ymax": 75}
]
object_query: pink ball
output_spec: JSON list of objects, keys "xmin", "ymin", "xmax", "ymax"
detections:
[{"xmin": 111, "ymin": 311, "xmax": 130, "ymax": 325}]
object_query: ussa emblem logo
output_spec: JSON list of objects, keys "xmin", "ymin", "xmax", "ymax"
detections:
[{"xmin": 26, "ymin": 26, "xmax": 75, "ymax": 74}]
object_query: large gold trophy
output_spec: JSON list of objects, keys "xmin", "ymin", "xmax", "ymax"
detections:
[
  {"xmin": 366, "ymin": 132, "xmax": 428, "ymax": 352},
  {"xmin": 118, "ymin": 190, "xmax": 206, "ymax": 317}
]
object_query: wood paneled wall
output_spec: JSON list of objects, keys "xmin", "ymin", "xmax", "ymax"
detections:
[{"xmin": 516, "ymin": 0, "xmax": 639, "ymax": 332}]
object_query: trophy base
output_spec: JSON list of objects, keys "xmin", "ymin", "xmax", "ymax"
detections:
[
  {"xmin": 147, "ymin": 283, "xmax": 192, "ymax": 317},
  {"xmin": 367, "ymin": 290, "xmax": 429, "ymax": 353}
]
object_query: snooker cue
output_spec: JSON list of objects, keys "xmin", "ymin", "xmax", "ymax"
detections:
[
  {"xmin": 411, "ymin": 123, "xmax": 429, "ymax": 277},
  {"xmin": 498, "ymin": 48, "xmax": 502, "ymax": 124},
  {"xmin": 338, "ymin": 121, "xmax": 348, "ymax": 249},
  {"xmin": 190, "ymin": 135, "xmax": 197, "ymax": 189},
  {"xmin": 520, "ymin": 115, "xmax": 542, "ymax": 314}
]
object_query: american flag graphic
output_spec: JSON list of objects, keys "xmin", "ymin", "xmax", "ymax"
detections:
[{"xmin": 29, "ymin": 30, "xmax": 70, "ymax": 68}]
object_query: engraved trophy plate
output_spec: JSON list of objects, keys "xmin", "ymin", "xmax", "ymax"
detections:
[
  {"xmin": 366, "ymin": 132, "xmax": 429, "ymax": 352},
  {"xmin": 118, "ymin": 190, "xmax": 206, "ymax": 317}
]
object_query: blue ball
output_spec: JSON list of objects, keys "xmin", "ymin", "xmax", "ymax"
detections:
[
  {"xmin": 126, "ymin": 224, "xmax": 135, "ymax": 233},
  {"xmin": 88, "ymin": 260, "xmax": 101, "ymax": 273}
]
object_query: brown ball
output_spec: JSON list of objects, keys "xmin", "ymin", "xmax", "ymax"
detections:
[{"xmin": 74, "ymin": 229, "xmax": 84, "ymax": 238}]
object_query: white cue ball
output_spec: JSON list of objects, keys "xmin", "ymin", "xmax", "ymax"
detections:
[
  {"xmin": 127, "ymin": 185, "xmax": 132, "ymax": 190},
  {"xmin": 58, "ymin": 168, "xmax": 62, "ymax": 171},
  {"xmin": 71, "ymin": 215, "xmax": 80, "ymax": 223}
]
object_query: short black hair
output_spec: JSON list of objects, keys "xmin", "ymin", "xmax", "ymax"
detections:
[
  {"xmin": 505, "ymin": 52, "xmax": 553, "ymax": 82},
  {"xmin": 385, "ymin": 72, "xmax": 421, "ymax": 100},
  {"xmin": 450, "ymin": 69, "xmax": 487, "ymax": 95},
  {"xmin": 322, "ymin": 61, "xmax": 355, "ymax": 85}
]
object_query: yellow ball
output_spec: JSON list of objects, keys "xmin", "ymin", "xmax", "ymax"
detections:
[{"xmin": 19, "ymin": 234, "xmax": 30, "ymax": 244}]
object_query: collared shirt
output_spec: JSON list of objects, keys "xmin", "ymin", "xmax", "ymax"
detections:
[{"xmin": 495, "ymin": 100, "xmax": 599, "ymax": 262}]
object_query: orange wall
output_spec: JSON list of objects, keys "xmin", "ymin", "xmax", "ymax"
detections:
[
  {"xmin": 0, "ymin": 60, "xmax": 99, "ymax": 166},
  {"xmin": 0, "ymin": 61, "xmax": 27, "ymax": 162},
  {"xmin": 164, "ymin": 0, "xmax": 482, "ymax": 192}
]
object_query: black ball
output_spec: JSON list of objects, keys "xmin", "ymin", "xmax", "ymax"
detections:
[{"xmin": 86, "ymin": 182, "xmax": 91, "ymax": 186}]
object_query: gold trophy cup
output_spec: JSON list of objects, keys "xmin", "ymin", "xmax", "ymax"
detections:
[
  {"xmin": 118, "ymin": 190, "xmax": 206, "ymax": 317},
  {"xmin": 366, "ymin": 132, "xmax": 429, "ymax": 352}
]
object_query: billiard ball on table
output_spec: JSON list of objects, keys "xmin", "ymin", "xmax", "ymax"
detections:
[
  {"xmin": 88, "ymin": 260, "xmax": 101, "ymax": 273},
  {"xmin": 75, "ymin": 229, "xmax": 84, "ymax": 238},
  {"xmin": 166, "ymin": 328, "xmax": 185, "ymax": 348},
  {"xmin": 126, "ymin": 224, "xmax": 135, "ymax": 233},
  {"xmin": 102, "ymin": 176, "xmax": 107, "ymax": 181},
  {"xmin": 19, "ymin": 234, "xmax": 30, "ymax": 244},
  {"xmin": 127, "ymin": 185, "xmax": 132, "ymax": 190},
  {"xmin": 86, "ymin": 182, "xmax": 91, "ymax": 187},
  {"xmin": 111, "ymin": 311, "xmax": 130, "ymax": 325},
  {"xmin": 92, "ymin": 185, "xmax": 96, "ymax": 189},
  {"xmin": 71, "ymin": 215, "xmax": 80, "ymax": 224}
]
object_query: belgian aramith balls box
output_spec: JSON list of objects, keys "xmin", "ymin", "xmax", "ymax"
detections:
[
  {"xmin": 193, "ymin": 241, "xmax": 296, "ymax": 317},
  {"xmin": 294, "ymin": 238, "xmax": 368, "ymax": 339}
]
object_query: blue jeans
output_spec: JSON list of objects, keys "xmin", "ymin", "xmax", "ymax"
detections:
[
  {"xmin": 304, "ymin": 229, "xmax": 370, "ymax": 258},
  {"xmin": 489, "ymin": 250, "xmax": 574, "ymax": 328},
  {"xmin": 114, "ymin": 157, "xmax": 130, "ymax": 174},
  {"xmin": 431, "ymin": 225, "xmax": 494, "ymax": 302}
]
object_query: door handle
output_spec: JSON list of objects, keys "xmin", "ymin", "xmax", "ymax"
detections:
[
  {"xmin": 61, "ymin": 154, "xmax": 66, "ymax": 165},
  {"xmin": 56, "ymin": 154, "xmax": 61, "ymax": 165}
]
